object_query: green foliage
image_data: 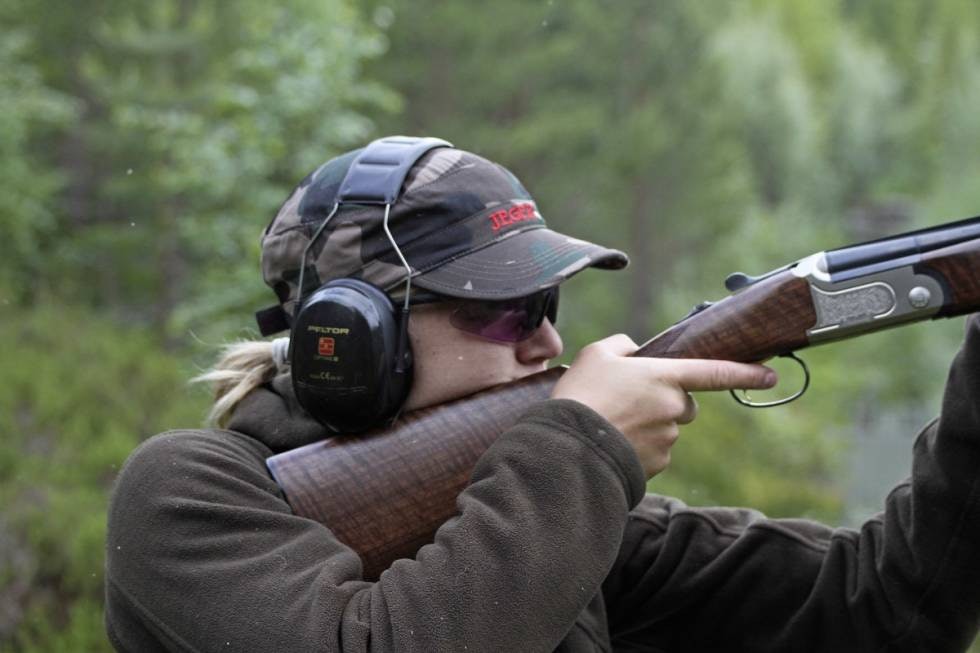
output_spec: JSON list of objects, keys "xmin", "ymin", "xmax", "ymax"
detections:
[
  {"xmin": 1, "ymin": 0, "xmax": 397, "ymax": 337},
  {"xmin": 711, "ymin": 12, "xmax": 817, "ymax": 207},
  {"xmin": 0, "ymin": 29, "xmax": 76, "ymax": 299},
  {"xmin": 15, "ymin": 597, "xmax": 108, "ymax": 653},
  {"xmin": 0, "ymin": 304, "xmax": 208, "ymax": 651}
]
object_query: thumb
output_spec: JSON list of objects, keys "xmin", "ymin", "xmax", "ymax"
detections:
[{"xmin": 595, "ymin": 333, "xmax": 640, "ymax": 357}]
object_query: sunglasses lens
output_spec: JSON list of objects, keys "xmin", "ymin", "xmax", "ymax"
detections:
[
  {"xmin": 452, "ymin": 304, "xmax": 532, "ymax": 342},
  {"xmin": 545, "ymin": 288, "xmax": 559, "ymax": 326},
  {"xmin": 450, "ymin": 288, "xmax": 559, "ymax": 342}
]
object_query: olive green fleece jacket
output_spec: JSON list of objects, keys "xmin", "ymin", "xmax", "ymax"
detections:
[{"xmin": 106, "ymin": 317, "xmax": 980, "ymax": 652}]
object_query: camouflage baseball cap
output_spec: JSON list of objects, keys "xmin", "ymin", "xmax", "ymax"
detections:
[{"xmin": 257, "ymin": 141, "xmax": 628, "ymax": 334}]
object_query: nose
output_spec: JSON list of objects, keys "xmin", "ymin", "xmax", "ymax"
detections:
[{"xmin": 515, "ymin": 318, "xmax": 563, "ymax": 366}]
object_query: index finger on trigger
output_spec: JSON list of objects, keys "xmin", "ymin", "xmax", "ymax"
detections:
[{"xmin": 662, "ymin": 359, "xmax": 778, "ymax": 393}]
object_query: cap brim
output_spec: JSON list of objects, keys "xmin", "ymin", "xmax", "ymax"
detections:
[{"xmin": 411, "ymin": 227, "xmax": 629, "ymax": 300}]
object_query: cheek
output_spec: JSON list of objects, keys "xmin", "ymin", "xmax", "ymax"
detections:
[
  {"xmin": 438, "ymin": 345, "xmax": 515, "ymax": 385},
  {"xmin": 407, "ymin": 313, "xmax": 520, "ymax": 405},
  {"xmin": 414, "ymin": 328, "xmax": 512, "ymax": 381}
]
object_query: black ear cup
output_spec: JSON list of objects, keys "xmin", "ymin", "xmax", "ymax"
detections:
[{"xmin": 290, "ymin": 278, "xmax": 412, "ymax": 433}]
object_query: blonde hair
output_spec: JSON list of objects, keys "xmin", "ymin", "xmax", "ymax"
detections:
[{"xmin": 192, "ymin": 337, "xmax": 290, "ymax": 428}]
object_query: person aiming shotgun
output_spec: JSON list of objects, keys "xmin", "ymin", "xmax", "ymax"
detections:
[{"xmin": 105, "ymin": 137, "xmax": 980, "ymax": 652}]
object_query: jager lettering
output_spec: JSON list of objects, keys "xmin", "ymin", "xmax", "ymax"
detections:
[{"xmin": 489, "ymin": 203, "xmax": 538, "ymax": 231}]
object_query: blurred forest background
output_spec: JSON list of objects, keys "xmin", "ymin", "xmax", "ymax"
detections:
[{"xmin": 2, "ymin": 0, "xmax": 980, "ymax": 649}]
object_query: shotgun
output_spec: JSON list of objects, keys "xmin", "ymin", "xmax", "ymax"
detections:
[{"xmin": 267, "ymin": 214, "xmax": 980, "ymax": 580}]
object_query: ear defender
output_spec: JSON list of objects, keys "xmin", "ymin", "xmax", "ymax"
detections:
[
  {"xmin": 286, "ymin": 136, "xmax": 451, "ymax": 433},
  {"xmin": 290, "ymin": 278, "xmax": 412, "ymax": 433}
]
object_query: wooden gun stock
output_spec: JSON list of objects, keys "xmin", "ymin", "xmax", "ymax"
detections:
[
  {"xmin": 267, "ymin": 232, "xmax": 980, "ymax": 580},
  {"xmin": 267, "ymin": 368, "xmax": 563, "ymax": 580}
]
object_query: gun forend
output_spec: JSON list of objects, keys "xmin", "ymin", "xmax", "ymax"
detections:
[{"xmin": 639, "ymin": 230, "xmax": 980, "ymax": 361}]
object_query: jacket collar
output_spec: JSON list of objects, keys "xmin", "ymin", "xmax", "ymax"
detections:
[{"xmin": 226, "ymin": 373, "xmax": 330, "ymax": 452}]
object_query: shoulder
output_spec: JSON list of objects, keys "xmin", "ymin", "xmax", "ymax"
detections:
[
  {"xmin": 120, "ymin": 427, "xmax": 272, "ymax": 477},
  {"xmin": 109, "ymin": 427, "xmax": 287, "ymax": 526},
  {"xmin": 106, "ymin": 427, "xmax": 302, "ymax": 586},
  {"xmin": 105, "ymin": 429, "xmax": 365, "ymax": 650}
]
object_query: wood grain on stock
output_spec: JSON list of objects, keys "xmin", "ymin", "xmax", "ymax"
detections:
[
  {"xmin": 267, "ymin": 268, "xmax": 821, "ymax": 580},
  {"xmin": 919, "ymin": 242, "xmax": 980, "ymax": 317},
  {"xmin": 266, "ymin": 367, "xmax": 563, "ymax": 580},
  {"xmin": 637, "ymin": 269, "xmax": 817, "ymax": 361}
]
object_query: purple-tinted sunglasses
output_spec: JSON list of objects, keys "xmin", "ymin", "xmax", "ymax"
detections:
[{"xmin": 408, "ymin": 287, "xmax": 559, "ymax": 343}]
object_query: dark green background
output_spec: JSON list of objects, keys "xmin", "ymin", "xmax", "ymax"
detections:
[{"xmin": 2, "ymin": 1, "xmax": 979, "ymax": 649}]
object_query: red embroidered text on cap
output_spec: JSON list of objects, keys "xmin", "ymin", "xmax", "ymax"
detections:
[{"xmin": 489, "ymin": 203, "xmax": 539, "ymax": 232}]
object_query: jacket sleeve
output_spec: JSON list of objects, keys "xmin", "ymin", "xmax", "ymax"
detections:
[
  {"xmin": 105, "ymin": 399, "xmax": 645, "ymax": 652},
  {"xmin": 602, "ymin": 315, "xmax": 980, "ymax": 653}
]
